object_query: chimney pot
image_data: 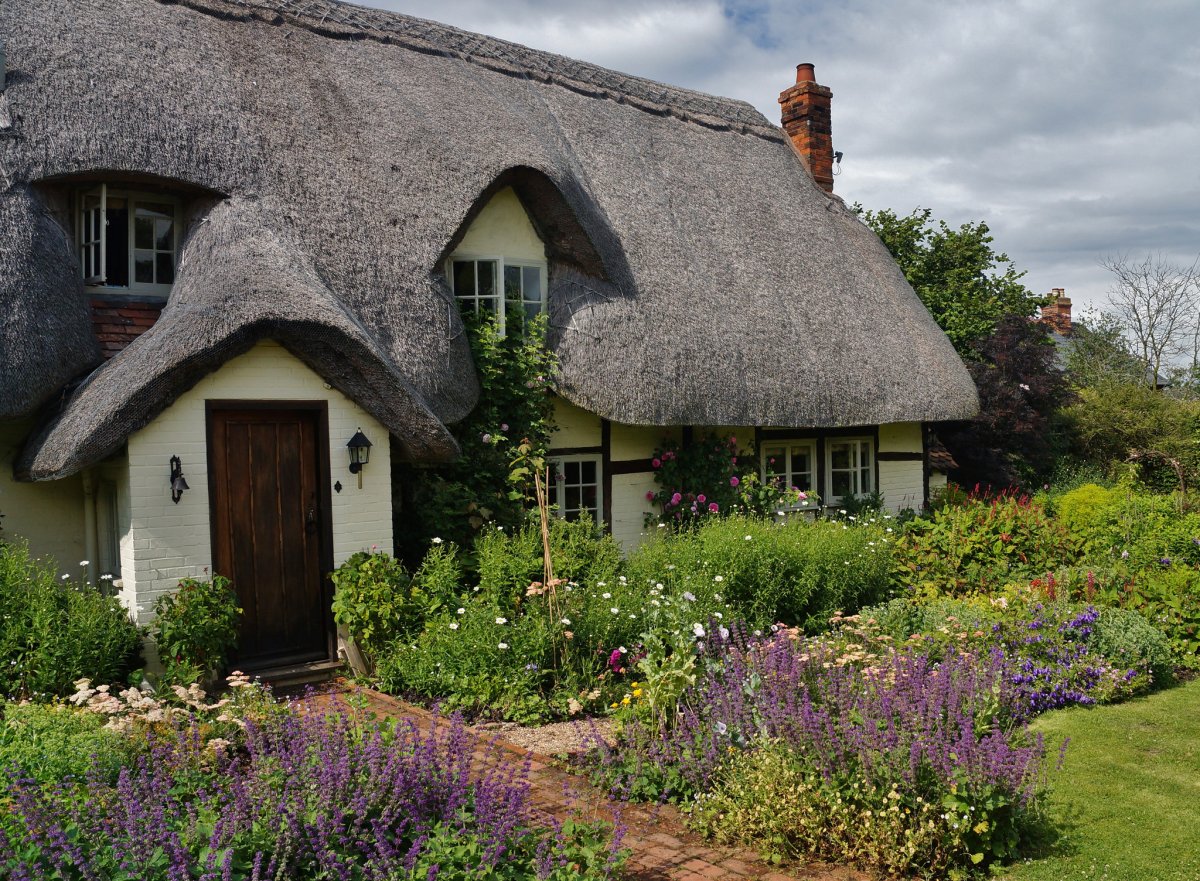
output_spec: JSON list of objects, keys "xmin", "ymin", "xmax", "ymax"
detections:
[{"xmin": 779, "ymin": 63, "xmax": 834, "ymax": 194}]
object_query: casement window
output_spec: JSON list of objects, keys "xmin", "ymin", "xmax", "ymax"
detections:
[
  {"xmin": 760, "ymin": 441, "xmax": 817, "ymax": 495},
  {"xmin": 76, "ymin": 185, "xmax": 181, "ymax": 297},
  {"xmin": 548, "ymin": 455, "xmax": 603, "ymax": 523},
  {"xmin": 449, "ymin": 256, "xmax": 547, "ymax": 335},
  {"xmin": 826, "ymin": 437, "xmax": 874, "ymax": 504}
]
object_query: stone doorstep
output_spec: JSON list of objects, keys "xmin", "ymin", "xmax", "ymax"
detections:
[{"xmin": 301, "ymin": 683, "xmax": 867, "ymax": 881}]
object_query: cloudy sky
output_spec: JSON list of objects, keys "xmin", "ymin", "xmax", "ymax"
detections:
[{"xmin": 360, "ymin": 0, "xmax": 1199, "ymax": 313}]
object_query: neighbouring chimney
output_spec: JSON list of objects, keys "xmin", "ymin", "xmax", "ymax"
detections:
[
  {"xmin": 779, "ymin": 63, "xmax": 834, "ymax": 194},
  {"xmin": 1040, "ymin": 288, "xmax": 1072, "ymax": 335}
]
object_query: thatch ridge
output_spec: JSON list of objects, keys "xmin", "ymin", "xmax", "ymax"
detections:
[
  {"xmin": 163, "ymin": 0, "xmax": 782, "ymax": 140},
  {"xmin": 4, "ymin": 0, "xmax": 977, "ymax": 480}
]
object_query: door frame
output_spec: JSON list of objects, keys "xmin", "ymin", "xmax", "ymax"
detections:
[{"xmin": 204, "ymin": 400, "xmax": 337, "ymax": 667}]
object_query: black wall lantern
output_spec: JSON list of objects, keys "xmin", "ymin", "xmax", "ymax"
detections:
[
  {"xmin": 347, "ymin": 429, "xmax": 372, "ymax": 489},
  {"xmin": 169, "ymin": 455, "xmax": 189, "ymax": 504}
]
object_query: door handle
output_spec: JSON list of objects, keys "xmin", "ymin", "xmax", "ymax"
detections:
[{"xmin": 306, "ymin": 506, "xmax": 318, "ymax": 533}]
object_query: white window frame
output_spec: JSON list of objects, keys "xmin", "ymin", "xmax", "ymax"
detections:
[
  {"xmin": 759, "ymin": 440, "xmax": 818, "ymax": 500},
  {"xmin": 76, "ymin": 186, "xmax": 182, "ymax": 298},
  {"xmin": 548, "ymin": 454, "xmax": 604, "ymax": 523},
  {"xmin": 448, "ymin": 253, "xmax": 548, "ymax": 336},
  {"xmin": 825, "ymin": 437, "xmax": 875, "ymax": 506}
]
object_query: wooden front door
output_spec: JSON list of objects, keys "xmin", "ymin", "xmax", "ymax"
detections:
[{"xmin": 208, "ymin": 404, "xmax": 333, "ymax": 669}]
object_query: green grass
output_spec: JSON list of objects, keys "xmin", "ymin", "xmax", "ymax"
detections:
[{"xmin": 1002, "ymin": 677, "xmax": 1200, "ymax": 881}]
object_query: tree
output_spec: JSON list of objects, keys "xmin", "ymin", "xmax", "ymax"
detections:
[
  {"xmin": 938, "ymin": 317, "xmax": 1073, "ymax": 488},
  {"xmin": 1063, "ymin": 309, "xmax": 1147, "ymax": 388},
  {"xmin": 855, "ymin": 206, "xmax": 1045, "ymax": 357},
  {"xmin": 1101, "ymin": 253, "xmax": 1200, "ymax": 387}
]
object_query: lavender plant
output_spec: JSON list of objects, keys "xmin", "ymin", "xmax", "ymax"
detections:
[
  {"xmin": 0, "ymin": 704, "xmax": 624, "ymax": 880},
  {"xmin": 586, "ymin": 630, "xmax": 1052, "ymax": 876}
]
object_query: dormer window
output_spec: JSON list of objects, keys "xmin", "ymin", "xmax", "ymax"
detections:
[
  {"xmin": 450, "ymin": 256, "xmax": 546, "ymax": 335},
  {"xmin": 77, "ymin": 185, "xmax": 180, "ymax": 297}
]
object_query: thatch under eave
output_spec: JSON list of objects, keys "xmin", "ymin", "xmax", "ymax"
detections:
[
  {"xmin": 16, "ymin": 198, "xmax": 460, "ymax": 480},
  {"xmin": 0, "ymin": 187, "xmax": 101, "ymax": 419},
  {"xmin": 3, "ymin": 0, "xmax": 977, "ymax": 480}
]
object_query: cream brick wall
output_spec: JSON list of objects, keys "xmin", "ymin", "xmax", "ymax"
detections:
[
  {"xmin": 120, "ymin": 340, "xmax": 392, "ymax": 622},
  {"xmin": 878, "ymin": 460, "xmax": 925, "ymax": 513},
  {"xmin": 550, "ymin": 398, "xmax": 602, "ymax": 449},
  {"xmin": 878, "ymin": 422, "xmax": 923, "ymax": 453},
  {"xmin": 611, "ymin": 471, "xmax": 658, "ymax": 551},
  {"xmin": 0, "ymin": 420, "xmax": 86, "ymax": 572},
  {"xmin": 454, "ymin": 187, "xmax": 546, "ymax": 261}
]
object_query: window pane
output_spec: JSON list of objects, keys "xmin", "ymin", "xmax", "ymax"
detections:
[
  {"xmin": 831, "ymin": 444, "xmax": 850, "ymax": 470},
  {"xmin": 134, "ymin": 252, "xmax": 154, "ymax": 284},
  {"xmin": 565, "ymin": 486, "xmax": 581, "ymax": 513},
  {"xmin": 832, "ymin": 471, "xmax": 851, "ymax": 498},
  {"xmin": 504, "ymin": 264, "xmax": 521, "ymax": 300},
  {"xmin": 156, "ymin": 252, "xmax": 175, "ymax": 284},
  {"xmin": 477, "ymin": 260, "xmax": 496, "ymax": 298},
  {"xmin": 581, "ymin": 460, "xmax": 596, "ymax": 483},
  {"xmin": 522, "ymin": 266, "xmax": 542, "ymax": 303},
  {"xmin": 452, "ymin": 260, "xmax": 475, "ymax": 296},
  {"xmin": 564, "ymin": 461, "xmax": 580, "ymax": 483},
  {"xmin": 581, "ymin": 484, "xmax": 598, "ymax": 512},
  {"xmin": 134, "ymin": 215, "xmax": 154, "ymax": 250},
  {"xmin": 155, "ymin": 217, "xmax": 174, "ymax": 251},
  {"xmin": 524, "ymin": 301, "xmax": 541, "ymax": 322}
]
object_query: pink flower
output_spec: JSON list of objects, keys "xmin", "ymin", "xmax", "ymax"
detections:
[
  {"xmin": 729, "ymin": 476, "xmax": 740, "ymax": 487},
  {"xmin": 708, "ymin": 502, "xmax": 719, "ymax": 513},
  {"xmin": 697, "ymin": 494, "xmax": 706, "ymax": 504},
  {"xmin": 730, "ymin": 436, "xmax": 737, "ymax": 445},
  {"xmin": 731, "ymin": 457, "xmax": 737, "ymax": 465},
  {"xmin": 652, "ymin": 458, "xmax": 662, "ymax": 469},
  {"xmin": 670, "ymin": 492, "xmax": 682, "ymax": 506},
  {"xmin": 645, "ymin": 491, "xmax": 655, "ymax": 501}
]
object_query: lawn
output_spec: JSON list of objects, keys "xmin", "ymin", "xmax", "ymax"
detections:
[{"xmin": 1003, "ymin": 676, "xmax": 1200, "ymax": 881}]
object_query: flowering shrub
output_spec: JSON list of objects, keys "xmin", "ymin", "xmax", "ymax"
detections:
[
  {"xmin": 0, "ymin": 702, "xmax": 625, "ymax": 880},
  {"xmin": 585, "ymin": 631, "xmax": 1051, "ymax": 876},
  {"xmin": 857, "ymin": 593, "xmax": 1173, "ymax": 713},
  {"xmin": 0, "ymin": 541, "xmax": 142, "ymax": 698},
  {"xmin": 152, "ymin": 573, "xmax": 241, "ymax": 685},
  {"xmin": 644, "ymin": 434, "xmax": 805, "ymax": 527},
  {"xmin": 893, "ymin": 489, "xmax": 1079, "ymax": 596}
]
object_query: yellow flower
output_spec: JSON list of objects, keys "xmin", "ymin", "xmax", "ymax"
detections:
[
  {"xmin": 631, "ymin": 681, "xmax": 640, "ymax": 687},
  {"xmin": 610, "ymin": 702, "xmax": 618, "ymax": 709},
  {"xmin": 621, "ymin": 697, "xmax": 631, "ymax": 706},
  {"xmin": 632, "ymin": 688, "xmax": 643, "ymax": 698}
]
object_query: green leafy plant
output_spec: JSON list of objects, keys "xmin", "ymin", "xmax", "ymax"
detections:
[
  {"xmin": 394, "ymin": 314, "xmax": 558, "ymax": 564},
  {"xmin": 0, "ymin": 542, "xmax": 142, "ymax": 697},
  {"xmin": 893, "ymin": 490, "xmax": 1079, "ymax": 597},
  {"xmin": 152, "ymin": 574, "xmax": 241, "ymax": 685}
]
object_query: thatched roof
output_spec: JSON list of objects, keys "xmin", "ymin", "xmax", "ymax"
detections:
[{"xmin": 2, "ymin": 0, "xmax": 977, "ymax": 481}]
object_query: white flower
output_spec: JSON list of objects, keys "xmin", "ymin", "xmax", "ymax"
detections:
[
  {"xmin": 714, "ymin": 612, "xmax": 723, "ymax": 619},
  {"xmin": 692, "ymin": 623, "xmax": 706, "ymax": 638},
  {"xmin": 744, "ymin": 535, "xmax": 753, "ymax": 541},
  {"xmin": 498, "ymin": 642, "xmax": 509, "ymax": 650},
  {"xmin": 79, "ymin": 560, "xmax": 89, "ymax": 567},
  {"xmin": 561, "ymin": 617, "xmax": 571, "ymax": 625},
  {"xmin": 611, "ymin": 607, "xmax": 620, "ymax": 614},
  {"xmin": 432, "ymin": 537, "xmax": 444, "ymax": 544},
  {"xmin": 719, "ymin": 626, "xmax": 730, "ymax": 639},
  {"xmin": 602, "ymin": 592, "xmax": 612, "ymax": 599},
  {"xmin": 61, "ymin": 574, "xmax": 70, "ymax": 581},
  {"xmin": 449, "ymin": 622, "xmax": 459, "ymax": 630},
  {"xmin": 457, "ymin": 608, "xmax": 466, "ymax": 615},
  {"xmin": 715, "ymin": 720, "xmax": 728, "ymax": 735},
  {"xmin": 713, "ymin": 575, "xmax": 724, "ymax": 583},
  {"xmin": 618, "ymin": 646, "xmax": 627, "ymax": 653},
  {"xmin": 495, "ymin": 617, "xmax": 508, "ymax": 625},
  {"xmin": 100, "ymin": 574, "xmax": 114, "ymax": 581},
  {"xmin": 597, "ymin": 581, "xmax": 607, "ymax": 587},
  {"xmin": 655, "ymin": 582, "xmax": 664, "ymax": 589}
]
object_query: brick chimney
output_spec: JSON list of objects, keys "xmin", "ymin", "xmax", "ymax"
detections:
[
  {"xmin": 1040, "ymin": 288, "xmax": 1072, "ymax": 335},
  {"xmin": 779, "ymin": 63, "xmax": 834, "ymax": 194}
]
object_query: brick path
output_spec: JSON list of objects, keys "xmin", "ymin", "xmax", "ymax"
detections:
[{"xmin": 303, "ymin": 683, "xmax": 865, "ymax": 881}]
